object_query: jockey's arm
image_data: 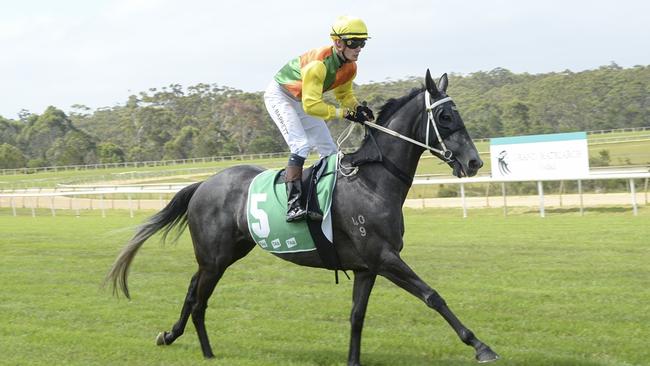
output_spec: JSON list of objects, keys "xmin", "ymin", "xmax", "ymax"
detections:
[
  {"xmin": 301, "ymin": 62, "xmax": 357, "ymax": 121},
  {"xmin": 332, "ymin": 78, "xmax": 359, "ymax": 112}
]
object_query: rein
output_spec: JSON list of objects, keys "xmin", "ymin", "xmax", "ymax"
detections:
[
  {"xmin": 361, "ymin": 90, "xmax": 453, "ymax": 160},
  {"xmin": 337, "ymin": 90, "xmax": 454, "ymax": 186}
]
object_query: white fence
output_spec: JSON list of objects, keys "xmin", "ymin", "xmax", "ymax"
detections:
[
  {"xmin": 411, "ymin": 171, "xmax": 650, "ymax": 217},
  {"xmin": 1, "ymin": 173, "xmax": 648, "ymax": 218},
  {"xmin": 0, "ymin": 184, "xmax": 186, "ymax": 218}
]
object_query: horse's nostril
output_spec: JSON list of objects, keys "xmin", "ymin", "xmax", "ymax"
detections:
[{"xmin": 468, "ymin": 159, "xmax": 483, "ymax": 170}]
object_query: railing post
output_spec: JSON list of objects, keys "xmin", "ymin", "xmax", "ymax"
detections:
[
  {"xmin": 501, "ymin": 182, "xmax": 507, "ymax": 217},
  {"xmin": 460, "ymin": 183, "xmax": 467, "ymax": 218},
  {"xmin": 538, "ymin": 181, "xmax": 545, "ymax": 218},
  {"xmin": 630, "ymin": 179, "xmax": 638, "ymax": 216},
  {"xmin": 578, "ymin": 180, "xmax": 584, "ymax": 216}
]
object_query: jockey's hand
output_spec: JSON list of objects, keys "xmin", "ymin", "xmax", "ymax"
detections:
[
  {"xmin": 344, "ymin": 109, "xmax": 366, "ymax": 124},
  {"xmin": 344, "ymin": 102, "xmax": 374, "ymax": 124},
  {"xmin": 356, "ymin": 102, "xmax": 375, "ymax": 122}
]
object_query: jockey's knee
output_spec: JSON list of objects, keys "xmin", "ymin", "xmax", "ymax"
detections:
[
  {"xmin": 314, "ymin": 143, "xmax": 336, "ymax": 158},
  {"xmin": 291, "ymin": 146, "xmax": 310, "ymax": 159}
]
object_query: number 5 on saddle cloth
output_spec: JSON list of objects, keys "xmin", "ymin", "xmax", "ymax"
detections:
[{"xmin": 246, "ymin": 154, "xmax": 342, "ymax": 270}]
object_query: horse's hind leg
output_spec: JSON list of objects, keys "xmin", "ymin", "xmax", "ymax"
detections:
[
  {"xmin": 191, "ymin": 241, "xmax": 256, "ymax": 359},
  {"xmin": 191, "ymin": 266, "xmax": 225, "ymax": 358},
  {"xmin": 378, "ymin": 251, "xmax": 499, "ymax": 363},
  {"xmin": 156, "ymin": 272, "xmax": 199, "ymax": 346}
]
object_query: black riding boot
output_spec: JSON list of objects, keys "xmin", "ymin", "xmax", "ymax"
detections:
[{"xmin": 285, "ymin": 165, "xmax": 307, "ymax": 222}]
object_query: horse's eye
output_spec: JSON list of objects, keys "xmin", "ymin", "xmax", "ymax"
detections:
[{"xmin": 441, "ymin": 114, "xmax": 451, "ymax": 121}]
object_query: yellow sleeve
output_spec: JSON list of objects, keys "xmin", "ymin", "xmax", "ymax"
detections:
[
  {"xmin": 333, "ymin": 78, "xmax": 359, "ymax": 111},
  {"xmin": 301, "ymin": 61, "xmax": 341, "ymax": 120}
]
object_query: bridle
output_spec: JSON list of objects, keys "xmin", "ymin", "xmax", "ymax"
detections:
[
  {"xmin": 337, "ymin": 89, "xmax": 457, "ymax": 185},
  {"xmin": 359, "ymin": 90, "xmax": 454, "ymax": 161}
]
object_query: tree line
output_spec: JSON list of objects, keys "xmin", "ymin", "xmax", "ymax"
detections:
[{"xmin": 1, "ymin": 63, "xmax": 648, "ymax": 169}]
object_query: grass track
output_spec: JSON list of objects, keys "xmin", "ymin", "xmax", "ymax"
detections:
[{"xmin": 0, "ymin": 207, "xmax": 649, "ymax": 365}]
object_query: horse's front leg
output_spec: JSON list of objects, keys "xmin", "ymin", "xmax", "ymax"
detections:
[
  {"xmin": 378, "ymin": 251, "xmax": 499, "ymax": 363},
  {"xmin": 348, "ymin": 270, "xmax": 377, "ymax": 366}
]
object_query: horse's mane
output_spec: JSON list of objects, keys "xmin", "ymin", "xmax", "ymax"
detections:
[
  {"xmin": 348, "ymin": 86, "xmax": 425, "ymax": 166},
  {"xmin": 375, "ymin": 86, "xmax": 424, "ymax": 126}
]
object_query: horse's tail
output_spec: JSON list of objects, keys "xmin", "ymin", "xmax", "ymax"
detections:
[{"xmin": 104, "ymin": 182, "xmax": 202, "ymax": 299}]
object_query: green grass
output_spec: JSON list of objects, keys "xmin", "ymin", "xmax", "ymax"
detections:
[
  {"xmin": 0, "ymin": 157, "xmax": 288, "ymax": 189},
  {"xmin": 589, "ymin": 140, "xmax": 650, "ymax": 166},
  {"xmin": 1, "ymin": 208, "xmax": 649, "ymax": 365}
]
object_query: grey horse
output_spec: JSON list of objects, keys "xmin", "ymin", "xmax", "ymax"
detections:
[{"xmin": 106, "ymin": 70, "xmax": 500, "ymax": 365}]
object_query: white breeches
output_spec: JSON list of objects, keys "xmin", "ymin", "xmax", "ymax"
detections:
[{"xmin": 264, "ymin": 81, "xmax": 337, "ymax": 159}]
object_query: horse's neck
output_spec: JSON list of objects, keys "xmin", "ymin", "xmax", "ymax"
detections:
[
  {"xmin": 349, "ymin": 96, "xmax": 425, "ymax": 200},
  {"xmin": 375, "ymin": 95, "xmax": 425, "ymax": 178}
]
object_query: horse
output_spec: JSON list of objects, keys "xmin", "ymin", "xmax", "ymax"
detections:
[{"xmin": 106, "ymin": 70, "xmax": 500, "ymax": 365}]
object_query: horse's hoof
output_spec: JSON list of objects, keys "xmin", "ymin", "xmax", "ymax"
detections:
[
  {"xmin": 156, "ymin": 331, "xmax": 168, "ymax": 346},
  {"xmin": 476, "ymin": 345, "xmax": 500, "ymax": 363}
]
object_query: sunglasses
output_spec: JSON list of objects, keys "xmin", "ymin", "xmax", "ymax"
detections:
[{"xmin": 343, "ymin": 38, "xmax": 366, "ymax": 49}]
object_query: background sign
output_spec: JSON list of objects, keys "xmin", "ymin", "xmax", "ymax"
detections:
[{"xmin": 490, "ymin": 132, "xmax": 589, "ymax": 180}]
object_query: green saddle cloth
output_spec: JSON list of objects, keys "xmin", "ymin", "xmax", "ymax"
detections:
[{"xmin": 246, "ymin": 154, "xmax": 337, "ymax": 253}]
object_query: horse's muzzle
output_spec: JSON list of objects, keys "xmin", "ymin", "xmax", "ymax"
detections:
[{"xmin": 450, "ymin": 158, "xmax": 482, "ymax": 178}]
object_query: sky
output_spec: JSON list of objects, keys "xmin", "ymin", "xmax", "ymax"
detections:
[{"xmin": 1, "ymin": 0, "xmax": 649, "ymax": 120}]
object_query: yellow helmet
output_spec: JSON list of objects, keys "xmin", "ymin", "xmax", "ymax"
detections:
[{"xmin": 330, "ymin": 16, "xmax": 370, "ymax": 40}]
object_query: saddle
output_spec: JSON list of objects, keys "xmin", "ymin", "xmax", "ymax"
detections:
[{"xmin": 247, "ymin": 155, "xmax": 343, "ymax": 271}]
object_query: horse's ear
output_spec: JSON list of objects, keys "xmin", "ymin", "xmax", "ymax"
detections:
[
  {"xmin": 438, "ymin": 73, "xmax": 448, "ymax": 93},
  {"xmin": 425, "ymin": 69, "xmax": 440, "ymax": 97}
]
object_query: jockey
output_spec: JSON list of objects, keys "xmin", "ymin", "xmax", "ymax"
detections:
[{"xmin": 264, "ymin": 15, "xmax": 375, "ymax": 222}]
